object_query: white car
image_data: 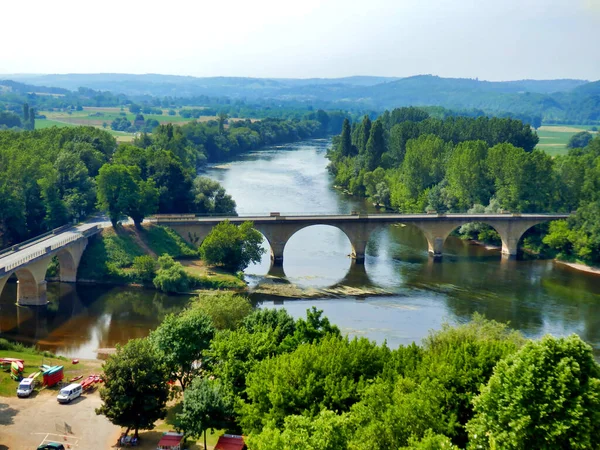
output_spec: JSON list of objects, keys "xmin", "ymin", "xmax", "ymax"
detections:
[
  {"xmin": 56, "ymin": 383, "xmax": 82, "ymax": 403},
  {"xmin": 17, "ymin": 378, "xmax": 36, "ymax": 397}
]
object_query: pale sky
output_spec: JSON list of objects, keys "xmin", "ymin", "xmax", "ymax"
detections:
[{"xmin": 1, "ymin": 0, "xmax": 599, "ymax": 81}]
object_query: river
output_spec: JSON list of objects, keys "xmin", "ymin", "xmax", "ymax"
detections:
[{"xmin": 1, "ymin": 138, "xmax": 599, "ymax": 359}]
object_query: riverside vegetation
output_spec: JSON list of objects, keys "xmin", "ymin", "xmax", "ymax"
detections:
[
  {"xmin": 95, "ymin": 298, "xmax": 600, "ymax": 450},
  {"xmin": 328, "ymin": 107, "xmax": 600, "ymax": 266}
]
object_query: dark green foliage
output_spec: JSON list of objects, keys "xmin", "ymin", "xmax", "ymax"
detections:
[
  {"xmin": 96, "ymin": 338, "xmax": 169, "ymax": 437},
  {"xmin": 467, "ymin": 335, "xmax": 600, "ymax": 450},
  {"xmin": 567, "ymin": 131, "xmax": 593, "ymax": 149},
  {"xmin": 192, "ymin": 177, "xmax": 237, "ymax": 215},
  {"xmin": 199, "ymin": 220, "xmax": 265, "ymax": 272}
]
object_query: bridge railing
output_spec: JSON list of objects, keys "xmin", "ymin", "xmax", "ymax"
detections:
[{"xmin": 0, "ymin": 225, "xmax": 102, "ymax": 275}]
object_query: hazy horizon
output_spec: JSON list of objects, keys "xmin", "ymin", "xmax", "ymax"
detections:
[{"xmin": 2, "ymin": 0, "xmax": 599, "ymax": 81}]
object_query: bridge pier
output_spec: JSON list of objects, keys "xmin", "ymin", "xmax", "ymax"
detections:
[
  {"xmin": 15, "ymin": 256, "xmax": 53, "ymax": 306},
  {"xmin": 57, "ymin": 238, "xmax": 88, "ymax": 283}
]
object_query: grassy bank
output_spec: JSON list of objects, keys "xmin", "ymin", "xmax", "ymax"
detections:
[
  {"xmin": 77, "ymin": 224, "xmax": 245, "ymax": 290},
  {"xmin": 0, "ymin": 340, "xmax": 99, "ymax": 397}
]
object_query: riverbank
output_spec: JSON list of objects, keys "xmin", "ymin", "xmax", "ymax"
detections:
[{"xmin": 555, "ymin": 260, "xmax": 600, "ymax": 276}]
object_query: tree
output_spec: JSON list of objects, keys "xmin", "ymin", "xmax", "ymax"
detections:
[
  {"xmin": 153, "ymin": 254, "xmax": 193, "ymax": 293},
  {"xmin": 28, "ymin": 106, "xmax": 35, "ymax": 130},
  {"xmin": 194, "ymin": 292, "xmax": 253, "ymax": 330},
  {"xmin": 339, "ymin": 118, "xmax": 353, "ymax": 157},
  {"xmin": 191, "ymin": 177, "xmax": 237, "ymax": 215},
  {"xmin": 567, "ymin": 131, "xmax": 593, "ymax": 149},
  {"xmin": 445, "ymin": 140, "xmax": 491, "ymax": 210},
  {"xmin": 246, "ymin": 410, "xmax": 352, "ymax": 450},
  {"xmin": 467, "ymin": 334, "xmax": 600, "ymax": 450},
  {"xmin": 96, "ymin": 164, "xmax": 158, "ymax": 227},
  {"xmin": 23, "ymin": 102, "xmax": 29, "ymax": 124},
  {"xmin": 150, "ymin": 306, "xmax": 215, "ymax": 391},
  {"xmin": 365, "ymin": 119, "xmax": 386, "ymax": 171},
  {"xmin": 178, "ymin": 378, "xmax": 233, "ymax": 450},
  {"xmin": 96, "ymin": 338, "xmax": 169, "ymax": 438},
  {"xmin": 199, "ymin": 220, "xmax": 265, "ymax": 272},
  {"xmin": 132, "ymin": 255, "xmax": 157, "ymax": 283},
  {"xmin": 218, "ymin": 111, "xmax": 228, "ymax": 135}
]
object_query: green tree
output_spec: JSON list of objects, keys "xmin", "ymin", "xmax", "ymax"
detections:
[
  {"xmin": 194, "ymin": 292, "xmax": 253, "ymax": 330},
  {"xmin": 339, "ymin": 118, "xmax": 353, "ymax": 157},
  {"xmin": 567, "ymin": 131, "xmax": 593, "ymax": 149},
  {"xmin": 246, "ymin": 410, "xmax": 352, "ymax": 450},
  {"xmin": 192, "ymin": 176, "xmax": 237, "ymax": 215},
  {"xmin": 467, "ymin": 334, "xmax": 600, "ymax": 450},
  {"xmin": 132, "ymin": 255, "xmax": 157, "ymax": 283},
  {"xmin": 178, "ymin": 378, "xmax": 233, "ymax": 450},
  {"xmin": 150, "ymin": 306, "xmax": 215, "ymax": 391},
  {"xmin": 199, "ymin": 220, "xmax": 265, "ymax": 272},
  {"xmin": 153, "ymin": 254, "xmax": 193, "ymax": 293},
  {"xmin": 445, "ymin": 140, "xmax": 491, "ymax": 210},
  {"xmin": 22, "ymin": 102, "xmax": 29, "ymax": 124},
  {"xmin": 218, "ymin": 111, "xmax": 228, "ymax": 135},
  {"xmin": 96, "ymin": 338, "xmax": 169, "ymax": 438},
  {"xmin": 365, "ymin": 119, "xmax": 386, "ymax": 171}
]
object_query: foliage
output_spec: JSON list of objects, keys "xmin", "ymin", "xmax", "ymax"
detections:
[
  {"xmin": 567, "ymin": 131, "xmax": 593, "ymax": 149},
  {"xmin": 150, "ymin": 307, "xmax": 215, "ymax": 391},
  {"xmin": 194, "ymin": 292, "xmax": 253, "ymax": 330},
  {"xmin": 153, "ymin": 254, "xmax": 193, "ymax": 293},
  {"xmin": 96, "ymin": 338, "xmax": 169, "ymax": 437},
  {"xmin": 238, "ymin": 335, "xmax": 389, "ymax": 432},
  {"xmin": 191, "ymin": 176, "xmax": 237, "ymax": 215},
  {"xmin": 467, "ymin": 334, "xmax": 600, "ymax": 450},
  {"xmin": 199, "ymin": 220, "xmax": 265, "ymax": 272},
  {"xmin": 178, "ymin": 378, "xmax": 233, "ymax": 448},
  {"xmin": 132, "ymin": 255, "xmax": 157, "ymax": 283},
  {"xmin": 246, "ymin": 410, "xmax": 353, "ymax": 450}
]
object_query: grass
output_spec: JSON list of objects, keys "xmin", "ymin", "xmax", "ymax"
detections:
[
  {"xmin": 35, "ymin": 119, "xmax": 77, "ymax": 129},
  {"xmin": 77, "ymin": 224, "xmax": 243, "ymax": 290},
  {"xmin": 536, "ymin": 125, "xmax": 598, "ymax": 157},
  {"xmin": 0, "ymin": 343, "xmax": 100, "ymax": 397}
]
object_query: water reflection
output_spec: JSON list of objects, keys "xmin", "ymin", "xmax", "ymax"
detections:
[
  {"xmin": 1, "ymin": 139, "xmax": 600, "ymax": 360},
  {"xmin": 0, "ymin": 283, "xmax": 191, "ymax": 359}
]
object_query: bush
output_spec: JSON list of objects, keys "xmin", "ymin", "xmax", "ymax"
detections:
[
  {"xmin": 153, "ymin": 254, "xmax": 192, "ymax": 293},
  {"xmin": 194, "ymin": 292, "xmax": 253, "ymax": 330},
  {"xmin": 132, "ymin": 255, "xmax": 157, "ymax": 283}
]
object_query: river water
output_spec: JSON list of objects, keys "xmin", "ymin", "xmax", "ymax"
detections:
[{"xmin": 1, "ymin": 139, "xmax": 599, "ymax": 359}]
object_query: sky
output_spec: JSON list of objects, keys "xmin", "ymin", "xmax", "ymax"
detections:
[{"xmin": 1, "ymin": 0, "xmax": 599, "ymax": 81}]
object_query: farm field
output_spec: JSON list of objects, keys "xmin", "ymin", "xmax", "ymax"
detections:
[
  {"xmin": 35, "ymin": 106, "xmax": 222, "ymax": 142},
  {"xmin": 535, "ymin": 125, "xmax": 597, "ymax": 156}
]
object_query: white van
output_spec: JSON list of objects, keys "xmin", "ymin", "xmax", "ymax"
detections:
[
  {"xmin": 56, "ymin": 383, "xmax": 82, "ymax": 403},
  {"xmin": 17, "ymin": 378, "xmax": 36, "ymax": 397}
]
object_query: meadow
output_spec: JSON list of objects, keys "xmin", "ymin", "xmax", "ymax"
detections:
[{"xmin": 535, "ymin": 125, "xmax": 597, "ymax": 156}]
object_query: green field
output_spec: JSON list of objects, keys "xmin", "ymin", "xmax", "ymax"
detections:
[
  {"xmin": 536, "ymin": 125, "xmax": 597, "ymax": 157},
  {"xmin": 34, "ymin": 107, "xmax": 218, "ymax": 142}
]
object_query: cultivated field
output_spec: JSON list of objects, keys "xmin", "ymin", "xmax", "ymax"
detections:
[
  {"xmin": 536, "ymin": 125, "xmax": 597, "ymax": 156},
  {"xmin": 35, "ymin": 107, "xmax": 221, "ymax": 142}
]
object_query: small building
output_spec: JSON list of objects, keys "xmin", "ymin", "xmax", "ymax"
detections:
[
  {"xmin": 157, "ymin": 432, "xmax": 184, "ymax": 450},
  {"xmin": 215, "ymin": 434, "xmax": 246, "ymax": 450}
]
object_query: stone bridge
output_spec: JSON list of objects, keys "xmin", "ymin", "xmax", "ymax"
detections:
[
  {"xmin": 152, "ymin": 212, "xmax": 570, "ymax": 266},
  {"xmin": 0, "ymin": 222, "xmax": 103, "ymax": 306}
]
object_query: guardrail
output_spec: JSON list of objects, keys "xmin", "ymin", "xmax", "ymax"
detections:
[{"xmin": 0, "ymin": 225, "xmax": 102, "ymax": 275}]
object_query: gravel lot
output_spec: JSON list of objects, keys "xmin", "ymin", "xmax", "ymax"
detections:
[{"xmin": 0, "ymin": 388, "xmax": 120, "ymax": 450}]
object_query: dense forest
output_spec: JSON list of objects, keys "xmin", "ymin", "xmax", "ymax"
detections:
[
  {"xmin": 0, "ymin": 109, "xmax": 342, "ymax": 247},
  {"xmin": 328, "ymin": 107, "xmax": 600, "ymax": 264},
  {"xmin": 98, "ymin": 299, "xmax": 600, "ymax": 450}
]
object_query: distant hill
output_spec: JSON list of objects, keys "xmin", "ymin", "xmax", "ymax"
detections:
[{"xmin": 2, "ymin": 73, "xmax": 599, "ymax": 124}]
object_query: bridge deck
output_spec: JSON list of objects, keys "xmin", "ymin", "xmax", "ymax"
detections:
[{"xmin": 0, "ymin": 220, "xmax": 106, "ymax": 274}]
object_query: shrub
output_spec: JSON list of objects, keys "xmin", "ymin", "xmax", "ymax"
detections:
[{"xmin": 132, "ymin": 255, "xmax": 157, "ymax": 283}]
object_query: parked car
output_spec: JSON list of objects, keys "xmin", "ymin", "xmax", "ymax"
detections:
[
  {"xmin": 17, "ymin": 378, "xmax": 36, "ymax": 397},
  {"xmin": 56, "ymin": 383, "xmax": 82, "ymax": 403},
  {"xmin": 37, "ymin": 443, "xmax": 65, "ymax": 450}
]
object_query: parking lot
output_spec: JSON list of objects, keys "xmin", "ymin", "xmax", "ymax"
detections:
[{"xmin": 0, "ymin": 388, "xmax": 120, "ymax": 450}]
